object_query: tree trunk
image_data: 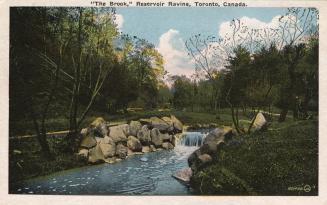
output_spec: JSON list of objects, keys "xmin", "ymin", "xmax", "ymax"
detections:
[
  {"xmin": 30, "ymin": 105, "xmax": 52, "ymax": 159},
  {"xmin": 279, "ymin": 108, "xmax": 288, "ymax": 122}
]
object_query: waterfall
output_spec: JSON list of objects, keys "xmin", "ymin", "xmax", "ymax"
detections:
[{"xmin": 177, "ymin": 131, "xmax": 208, "ymax": 147}]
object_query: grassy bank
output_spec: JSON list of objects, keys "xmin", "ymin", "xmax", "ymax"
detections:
[{"xmin": 190, "ymin": 119, "xmax": 318, "ymax": 195}]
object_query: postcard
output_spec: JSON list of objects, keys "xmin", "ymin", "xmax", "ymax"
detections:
[{"xmin": 0, "ymin": 0, "xmax": 326, "ymax": 204}]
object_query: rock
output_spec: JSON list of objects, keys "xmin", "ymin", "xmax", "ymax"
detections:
[
  {"xmin": 116, "ymin": 143, "xmax": 128, "ymax": 159},
  {"xmin": 161, "ymin": 133, "xmax": 172, "ymax": 142},
  {"xmin": 162, "ymin": 142, "xmax": 174, "ymax": 150},
  {"xmin": 142, "ymin": 146, "xmax": 151, "ymax": 153},
  {"xmin": 127, "ymin": 148, "xmax": 134, "ymax": 156},
  {"xmin": 198, "ymin": 154, "xmax": 212, "ymax": 164},
  {"xmin": 109, "ymin": 125, "xmax": 128, "ymax": 143},
  {"xmin": 188, "ymin": 149, "xmax": 202, "ymax": 169},
  {"xmin": 200, "ymin": 128, "xmax": 227, "ymax": 155},
  {"xmin": 90, "ymin": 117, "xmax": 109, "ymax": 137},
  {"xmin": 149, "ymin": 117, "xmax": 171, "ymax": 131},
  {"xmin": 150, "ymin": 128, "xmax": 163, "ymax": 147},
  {"xmin": 80, "ymin": 135, "xmax": 97, "ymax": 149},
  {"xmin": 161, "ymin": 116, "xmax": 174, "ymax": 132},
  {"xmin": 80, "ymin": 128, "xmax": 88, "ymax": 136},
  {"xmin": 99, "ymin": 136, "xmax": 116, "ymax": 158},
  {"xmin": 173, "ymin": 167, "xmax": 192, "ymax": 183},
  {"xmin": 171, "ymin": 135, "xmax": 176, "ymax": 146},
  {"xmin": 171, "ymin": 115, "xmax": 183, "ymax": 133},
  {"xmin": 140, "ymin": 157, "xmax": 148, "ymax": 162},
  {"xmin": 150, "ymin": 145, "xmax": 157, "ymax": 152},
  {"xmin": 77, "ymin": 149, "xmax": 88, "ymax": 159},
  {"xmin": 127, "ymin": 136, "xmax": 142, "ymax": 152},
  {"xmin": 104, "ymin": 157, "xmax": 116, "ymax": 164},
  {"xmin": 129, "ymin": 121, "xmax": 142, "ymax": 136},
  {"xmin": 252, "ymin": 112, "xmax": 267, "ymax": 131},
  {"xmin": 188, "ymin": 150, "xmax": 213, "ymax": 172},
  {"xmin": 137, "ymin": 125, "xmax": 151, "ymax": 145},
  {"xmin": 88, "ymin": 144, "xmax": 104, "ymax": 164}
]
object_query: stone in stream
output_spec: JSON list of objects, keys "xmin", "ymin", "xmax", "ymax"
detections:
[
  {"xmin": 188, "ymin": 127, "xmax": 234, "ymax": 172},
  {"xmin": 140, "ymin": 157, "xmax": 148, "ymax": 162},
  {"xmin": 150, "ymin": 145, "xmax": 157, "ymax": 152},
  {"xmin": 137, "ymin": 125, "xmax": 151, "ymax": 145},
  {"xmin": 142, "ymin": 146, "xmax": 151, "ymax": 153},
  {"xmin": 161, "ymin": 133, "xmax": 172, "ymax": 142},
  {"xmin": 127, "ymin": 136, "xmax": 142, "ymax": 152},
  {"xmin": 199, "ymin": 128, "xmax": 232, "ymax": 155},
  {"xmin": 172, "ymin": 167, "xmax": 192, "ymax": 184},
  {"xmin": 99, "ymin": 136, "xmax": 116, "ymax": 158},
  {"xmin": 162, "ymin": 142, "xmax": 174, "ymax": 150},
  {"xmin": 109, "ymin": 124, "xmax": 128, "ymax": 143},
  {"xmin": 88, "ymin": 144, "xmax": 104, "ymax": 164},
  {"xmin": 150, "ymin": 128, "xmax": 163, "ymax": 147},
  {"xmin": 129, "ymin": 121, "xmax": 142, "ymax": 136},
  {"xmin": 116, "ymin": 143, "xmax": 128, "ymax": 159}
]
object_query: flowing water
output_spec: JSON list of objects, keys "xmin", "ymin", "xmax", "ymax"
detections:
[{"xmin": 12, "ymin": 130, "xmax": 209, "ymax": 195}]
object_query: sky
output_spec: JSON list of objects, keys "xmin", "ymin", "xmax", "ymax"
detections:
[{"xmin": 115, "ymin": 7, "xmax": 289, "ymax": 78}]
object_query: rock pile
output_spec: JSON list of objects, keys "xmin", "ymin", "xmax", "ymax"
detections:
[
  {"xmin": 187, "ymin": 112, "xmax": 267, "ymax": 173},
  {"xmin": 77, "ymin": 115, "xmax": 183, "ymax": 164}
]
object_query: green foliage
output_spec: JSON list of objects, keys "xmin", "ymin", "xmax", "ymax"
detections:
[{"xmin": 191, "ymin": 120, "xmax": 318, "ymax": 195}]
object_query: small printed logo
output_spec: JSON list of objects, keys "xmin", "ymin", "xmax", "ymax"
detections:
[
  {"xmin": 303, "ymin": 185, "xmax": 311, "ymax": 192},
  {"xmin": 288, "ymin": 184, "xmax": 315, "ymax": 193}
]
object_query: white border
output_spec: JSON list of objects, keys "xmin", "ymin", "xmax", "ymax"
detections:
[{"xmin": 0, "ymin": 1, "xmax": 326, "ymax": 204}]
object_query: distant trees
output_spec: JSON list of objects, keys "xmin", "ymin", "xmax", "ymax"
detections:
[{"xmin": 182, "ymin": 8, "xmax": 318, "ymax": 133}]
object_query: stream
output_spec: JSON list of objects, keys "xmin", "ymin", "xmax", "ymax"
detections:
[{"xmin": 12, "ymin": 130, "xmax": 209, "ymax": 195}]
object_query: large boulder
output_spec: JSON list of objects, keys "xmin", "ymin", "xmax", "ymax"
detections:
[
  {"xmin": 173, "ymin": 167, "xmax": 192, "ymax": 184},
  {"xmin": 129, "ymin": 121, "xmax": 142, "ymax": 136},
  {"xmin": 109, "ymin": 124, "xmax": 128, "ymax": 143},
  {"xmin": 161, "ymin": 116, "xmax": 175, "ymax": 132},
  {"xmin": 149, "ymin": 117, "xmax": 171, "ymax": 132},
  {"xmin": 188, "ymin": 150, "xmax": 212, "ymax": 172},
  {"xmin": 90, "ymin": 117, "xmax": 109, "ymax": 137},
  {"xmin": 88, "ymin": 144, "xmax": 104, "ymax": 164},
  {"xmin": 188, "ymin": 127, "xmax": 233, "ymax": 172},
  {"xmin": 99, "ymin": 136, "xmax": 116, "ymax": 158},
  {"xmin": 137, "ymin": 125, "xmax": 151, "ymax": 145},
  {"xmin": 188, "ymin": 149, "xmax": 202, "ymax": 171},
  {"xmin": 252, "ymin": 112, "xmax": 267, "ymax": 131},
  {"xmin": 171, "ymin": 115, "xmax": 183, "ymax": 133},
  {"xmin": 161, "ymin": 133, "xmax": 172, "ymax": 142},
  {"xmin": 127, "ymin": 136, "xmax": 142, "ymax": 152},
  {"xmin": 150, "ymin": 128, "xmax": 163, "ymax": 147},
  {"xmin": 116, "ymin": 143, "xmax": 128, "ymax": 159},
  {"xmin": 200, "ymin": 128, "xmax": 230, "ymax": 155},
  {"xmin": 162, "ymin": 142, "xmax": 174, "ymax": 150},
  {"xmin": 80, "ymin": 135, "xmax": 97, "ymax": 149}
]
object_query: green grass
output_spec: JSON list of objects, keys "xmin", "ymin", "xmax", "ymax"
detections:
[
  {"xmin": 10, "ymin": 108, "xmax": 240, "ymax": 136},
  {"xmin": 190, "ymin": 119, "xmax": 318, "ymax": 195}
]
